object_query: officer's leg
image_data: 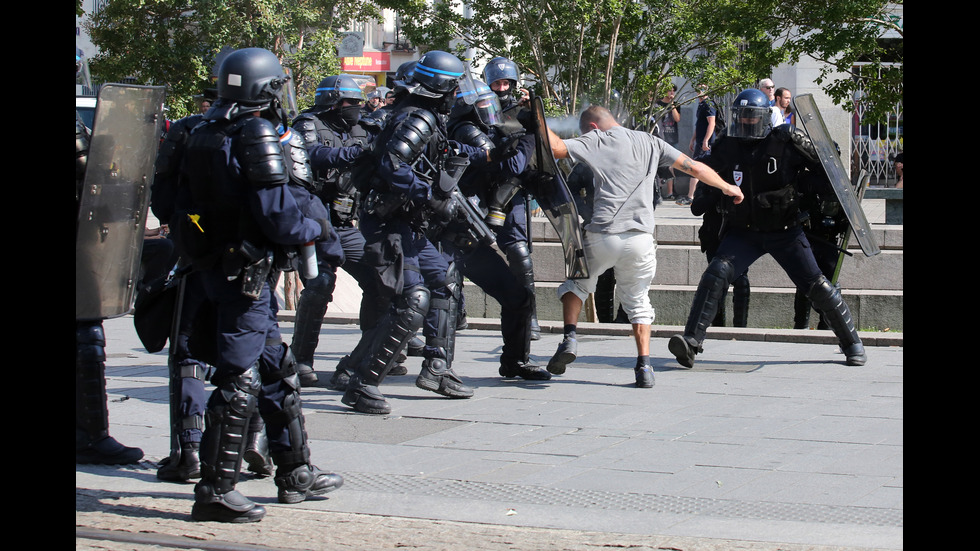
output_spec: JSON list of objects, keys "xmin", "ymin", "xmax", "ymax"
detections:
[
  {"xmin": 191, "ymin": 363, "xmax": 266, "ymax": 523},
  {"xmin": 415, "ymin": 239, "xmax": 473, "ymax": 398},
  {"xmin": 793, "ymin": 287, "xmax": 812, "ymax": 329},
  {"xmin": 731, "ymin": 272, "xmax": 751, "ymax": 328},
  {"xmin": 771, "ymin": 229, "xmax": 865, "ymax": 366},
  {"xmin": 461, "ymin": 244, "xmax": 550, "ymax": 380},
  {"xmin": 415, "ymin": 260, "xmax": 473, "ymax": 397},
  {"xmin": 806, "ymin": 277, "xmax": 867, "ymax": 366},
  {"xmin": 76, "ymin": 320, "xmax": 144, "ymax": 465},
  {"xmin": 669, "ymin": 258, "xmax": 735, "ymax": 368},
  {"xmin": 342, "ymin": 284, "xmax": 431, "ymax": 414},
  {"xmin": 260, "ymin": 343, "xmax": 343, "ymax": 503},
  {"xmin": 290, "ymin": 268, "xmax": 337, "ymax": 387},
  {"xmin": 500, "ymin": 198, "xmax": 540, "ymax": 340},
  {"xmin": 157, "ymin": 355, "xmax": 207, "ymax": 481}
]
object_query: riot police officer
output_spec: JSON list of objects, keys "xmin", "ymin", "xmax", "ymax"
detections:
[
  {"xmin": 341, "ymin": 51, "xmax": 498, "ymax": 415},
  {"xmin": 483, "ymin": 56, "xmax": 541, "ymax": 339},
  {"xmin": 668, "ymin": 89, "xmax": 867, "ymax": 368},
  {"xmin": 163, "ymin": 48, "xmax": 343, "ymax": 523},
  {"xmin": 289, "ymin": 74, "xmax": 383, "ymax": 387},
  {"xmin": 690, "ymin": 183, "xmax": 751, "ymax": 328},
  {"xmin": 443, "ymin": 77, "xmax": 551, "ymax": 381}
]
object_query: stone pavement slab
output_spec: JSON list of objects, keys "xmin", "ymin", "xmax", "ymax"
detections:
[{"xmin": 77, "ymin": 315, "xmax": 903, "ymax": 550}]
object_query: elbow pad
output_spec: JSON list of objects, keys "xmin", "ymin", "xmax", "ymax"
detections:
[
  {"xmin": 772, "ymin": 124, "xmax": 818, "ymax": 165},
  {"xmin": 388, "ymin": 109, "xmax": 438, "ymax": 166},
  {"xmin": 240, "ymin": 117, "xmax": 289, "ymax": 188}
]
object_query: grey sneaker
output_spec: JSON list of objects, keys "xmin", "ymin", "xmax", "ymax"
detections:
[
  {"xmin": 547, "ymin": 337, "xmax": 577, "ymax": 375},
  {"xmin": 634, "ymin": 365, "xmax": 655, "ymax": 388}
]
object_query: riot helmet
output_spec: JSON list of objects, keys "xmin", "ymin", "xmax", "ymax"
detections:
[
  {"xmin": 216, "ymin": 48, "xmax": 288, "ymax": 107},
  {"xmin": 315, "ymin": 74, "xmax": 365, "ymax": 108},
  {"xmin": 483, "ymin": 57, "xmax": 520, "ymax": 101},
  {"xmin": 393, "ymin": 61, "xmax": 417, "ymax": 87},
  {"xmin": 454, "ymin": 78, "xmax": 503, "ymax": 129},
  {"xmin": 411, "ymin": 51, "xmax": 465, "ymax": 98},
  {"xmin": 729, "ymin": 88, "xmax": 772, "ymax": 140}
]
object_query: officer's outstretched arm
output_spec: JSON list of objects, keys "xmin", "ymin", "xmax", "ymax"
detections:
[{"xmin": 673, "ymin": 154, "xmax": 744, "ymax": 204}]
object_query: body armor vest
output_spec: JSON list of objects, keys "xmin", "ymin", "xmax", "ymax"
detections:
[
  {"xmin": 173, "ymin": 117, "xmax": 281, "ymax": 271},
  {"xmin": 294, "ymin": 112, "xmax": 371, "ymax": 225},
  {"xmin": 710, "ymin": 134, "xmax": 807, "ymax": 232}
]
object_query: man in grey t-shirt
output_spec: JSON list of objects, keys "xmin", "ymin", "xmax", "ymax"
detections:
[{"xmin": 544, "ymin": 105, "xmax": 742, "ymax": 387}]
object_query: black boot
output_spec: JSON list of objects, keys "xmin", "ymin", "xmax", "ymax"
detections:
[
  {"xmin": 243, "ymin": 413, "xmax": 274, "ymax": 477},
  {"xmin": 732, "ymin": 273, "xmax": 750, "ymax": 328},
  {"xmin": 793, "ymin": 288, "xmax": 812, "ymax": 329},
  {"xmin": 274, "ymin": 463, "xmax": 344, "ymax": 504},
  {"xmin": 157, "ymin": 442, "xmax": 201, "ymax": 482},
  {"xmin": 807, "ymin": 277, "xmax": 866, "ymax": 366},
  {"xmin": 416, "ymin": 357, "xmax": 473, "ymax": 398}
]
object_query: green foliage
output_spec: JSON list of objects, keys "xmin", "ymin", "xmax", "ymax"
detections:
[{"xmin": 81, "ymin": 0, "xmax": 384, "ymax": 119}]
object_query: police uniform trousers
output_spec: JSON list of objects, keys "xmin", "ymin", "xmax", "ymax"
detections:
[
  {"xmin": 359, "ymin": 213, "xmax": 451, "ymax": 359},
  {"xmin": 714, "ymin": 227, "xmax": 823, "ymax": 292},
  {"xmin": 199, "ymin": 270, "xmax": 296, "ymax": 453}
]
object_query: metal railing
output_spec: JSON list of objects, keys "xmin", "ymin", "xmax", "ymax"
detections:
[{"xmin": 851, "ymin": 63, "xmax": 903, "ymax": 186}]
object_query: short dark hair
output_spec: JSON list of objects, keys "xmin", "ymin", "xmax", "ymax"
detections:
[{"xmin": 775, "ymin": 87, "xmax": 790, "ymax": 99}]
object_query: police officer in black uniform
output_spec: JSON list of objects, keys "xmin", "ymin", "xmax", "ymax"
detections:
[
  {"xmin": 443, "ymin": 77, "xmax": 551, "ymax": 381},
  {"xmin": 162, "ymin": 48, "xmax": 343, "ymax": 523},
  {"xmin": 483, "ymin": 56, "xmax": 542, "ymax": 340},
  {"xmin": 288, "ymin": 74, "xmax": 384, "ymax": 387},
  {"xmin": 341, "ymin": 51, "xmax": 501, "ymax": 415},
  {"xmin": 75, "ymin": 69, "xmax": 144, "ymax": 466},
  {"xmin": 669, "ymin": 88, "xmax": 867, "ymax": 368}
]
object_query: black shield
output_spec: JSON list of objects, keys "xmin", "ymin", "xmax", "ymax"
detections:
[
  {"xmin": 530, "ymin": 95, "xmax": 590, "ymax": 279},
  {"xmin": 793, "ymin": 94, "xmax": 880, "ymax": 258}
]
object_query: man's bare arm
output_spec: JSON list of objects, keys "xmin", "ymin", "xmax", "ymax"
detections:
[
  {"xmin": 673, "ymin": 154, "xmax": 744, "ymax": 204},
  {"xmin": 547, "ymin": 126, "xmax": 569, "ymax": 159}
]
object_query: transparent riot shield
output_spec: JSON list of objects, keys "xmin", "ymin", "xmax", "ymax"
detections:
[
  {"xmin": 531, "ymin": 95, "xmax": 589, "ymax": 279},
  {"xmin": 76, "ymin": 83, "xmax": 167, "ymax": 320},
  {"xmin": 793, "ymin": 94, "xmax": 880, "ymax": 257}
]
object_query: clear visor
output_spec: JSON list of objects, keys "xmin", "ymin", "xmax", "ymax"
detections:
[
  {"xmin": 457, "ymin": 77, "xmax": 503, "ymax": 126},
  {"xmin": 728, "ymin": 106, "xmax": 770, "ymax": 139}
]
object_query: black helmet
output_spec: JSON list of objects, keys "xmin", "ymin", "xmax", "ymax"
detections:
[
  {"xmin": 393, "ymin": 61, "xmax": 417, "ymax": 87},
  {"xmin": 483, "ymin": 56, "xmax": 519, "ymax": 88},
  {"xmin": 411, "ymin": 51, "xmax": 465, "ymax": 98},
  {"xmin": 729, "ymin": 88, "xmax": 772, "ymax": 140},
  {"xmin": 216, "ymin": 47, "xmax": 288, "ymax": 106},
  {"xmin": 314, "ymin": 74, "xmax": 365, "ymax": 108}
]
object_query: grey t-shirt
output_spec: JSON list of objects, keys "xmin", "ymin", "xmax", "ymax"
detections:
[{"xmin": 564, "ymin": 125, "xmax": 681, "ymax": 234}]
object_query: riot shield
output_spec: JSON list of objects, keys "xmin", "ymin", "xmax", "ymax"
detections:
[
  {"xmin": 530, "ymin": 95, "xmax": 589, "ymax": 279},
  {"xmin": 831, "ymin": 170, "xmax": 872, "ymax": 284},
  {"xmin": 76, "ymin": 84, "xmax": 166, "ymax": 320},
  {"xmin": 792, "ymin": 94, "xmax": 879, "ymax": 257}
]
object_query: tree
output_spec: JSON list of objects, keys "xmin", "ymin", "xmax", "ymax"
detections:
[
  {"xmin": 398, "ymin": 0, "xmax": 901, "ymax": 123},
  {"xmin": 81, "ymin": 0, "xmax": 393, "ymax": 119}
]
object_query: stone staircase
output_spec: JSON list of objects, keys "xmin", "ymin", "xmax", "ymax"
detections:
[{"xmin": 460, "ymin": 198, "xmax": 903, "ymax": 332}]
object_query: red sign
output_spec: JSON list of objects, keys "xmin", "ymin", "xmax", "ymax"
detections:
[{"xmin": 341, "ymin": 51, "xmax": 390, "ymax": 72}]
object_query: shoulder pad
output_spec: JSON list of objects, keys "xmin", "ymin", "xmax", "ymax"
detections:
[
  {"xmin": 772, "ymin": 125, "xmax": 819, "ymax": 164},
  {"xmin": 292, "ymin": 115, "xmax": 320, "ymax": 147},
  {"xmin": 451, "ymin": 121, "xmax": 494, "ymax": 151},
  {"xmin": 281, "ymin": 127, "xmax": 315, "ymax": 190},
  {"xmin": 156, "ymin": 114, "xmax": 204, "ymax": 178},
  {"xmin": 239, "ymin": 117, "xmax": 289, "ymax": 188}
]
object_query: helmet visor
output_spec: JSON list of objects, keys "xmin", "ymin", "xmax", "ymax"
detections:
[{"xmin": 729, "ymin": 105, "xmax": 770, "ymax": 139}]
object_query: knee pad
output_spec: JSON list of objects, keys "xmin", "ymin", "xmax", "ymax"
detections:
[
  {"xmin": 703, "ymin": 257, "xmax": 736, "ymax": 291},
  {"xmin": 302, "ymin": 271, "xmax": 337, "ymax": 303},
  {"xmin": 806, "ymin": 276, "xmax": 838, "ymax": 310},
  {"xmin": 210, "ymin": 364, "xmax": 262, "ymax": 417},
  {"xmin": 396, "ymin": 285, "xmax": 430, "ymax": 318},
  {"xmin": 505, "ymin": 241, "xmax": 534, "ymax": 282}
]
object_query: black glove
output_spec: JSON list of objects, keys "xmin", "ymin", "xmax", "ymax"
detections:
[
  {"xmin": 489, "ymin": 138, "xmax": 521, "ymax": 164},
  {"xmin": 429, "ymin": 196, "xmax": 456, "ymax": 222}
]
